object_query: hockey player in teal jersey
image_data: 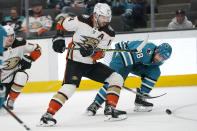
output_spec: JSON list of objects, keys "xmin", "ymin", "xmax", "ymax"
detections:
[
  {"xmin": 87, "ymin": 40, "xmax": 172, "ymax": 115},
  {"xmin": 0, "ymin": 25, "xmax": 7, "ymax": 109}
]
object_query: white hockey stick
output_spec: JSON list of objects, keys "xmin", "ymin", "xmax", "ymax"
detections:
[{"xmin": 136, "ymin": 34, "xmax": 149, "ymax": 52}]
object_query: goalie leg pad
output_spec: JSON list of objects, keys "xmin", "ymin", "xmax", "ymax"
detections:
[{"xmin": 14, "ymin": 71, "xmax": 28, "ymax": 86}]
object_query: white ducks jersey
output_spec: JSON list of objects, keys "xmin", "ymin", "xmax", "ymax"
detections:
[
  {"xmin": 1, "ymin": 38, "xmax": 40, "ymax": 83},
  {"xmin": 62, "ymin": 15, "xmax": 115, "ymax": 64}
]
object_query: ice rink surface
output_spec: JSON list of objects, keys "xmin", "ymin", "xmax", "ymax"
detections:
[{"xmin": 0, "ymin": 86, "xmax": 197, "ymax": 131}]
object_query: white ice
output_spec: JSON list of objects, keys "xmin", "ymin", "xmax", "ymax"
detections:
[{"xmin": 0, "ymin": 86, "xmax": 197, "ymax": 131}]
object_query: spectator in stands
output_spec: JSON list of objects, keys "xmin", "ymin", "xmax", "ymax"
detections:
[
  {"xmin": 111, "ymin": 0, "xmax": 127, "ymax": 16},
  {"xmin": 21, "ymin": 1, "xmax": 53, "ymax": 36},
  {"xmin": 84, "ymin": 0, "xmax": 107, "ymax": 15},
  {"xmin": 2, "ymin": 7, "xmax": 24, "ymax": 34},
  {"xmin": 121, "ymin": 0, "xmax": 146, "ymax": 31},
  {"xmin": 84, "ymin": 0, "xmax": 94, "ymax": 14},
  {"xmin": 47, "ymin": 0, "xmax": 66, "ymax": 8},
  {"xmin": 168, "ymin": 9, "xmax": 194, "ymax": 30},
  {"xmin": 71, "ymin": 0, "xmax": 85, "ymax": 8}
]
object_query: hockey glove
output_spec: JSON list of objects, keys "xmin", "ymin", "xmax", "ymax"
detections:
[
  {"xmin": 91, "ymin": 49, "xmax": 104, "ymax": 60},
  {"xmin": 19, "ymin": 55, "xmax": 33, "ymax": 70},
  {"xmin": 52, "ymin": 31, "xmax": 65, "ymax": 53},
  {"xmin": 80, "ymin": 44, "xmax": 94, "ymax": 57}
]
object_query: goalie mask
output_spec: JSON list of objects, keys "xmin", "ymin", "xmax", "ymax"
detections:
[{"xmin": 93, "ymin": 3, "xmax": 112, "ymax": 27}]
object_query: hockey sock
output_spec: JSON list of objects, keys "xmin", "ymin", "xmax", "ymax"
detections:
[
  {"xmin": 9, "ymin": 84, "xmax": 23, "ymax": 101},
  {"xmin": 106, "ymin": 85, "xmax": 121, "ymax": 107},
  {"xmin": 47, "ymin": 100, "xmax": 63, "ymax": 115},
  {"xmin": 47, "ymin": 92, "xmax": 68, "ymax": 115},
  {"xmin": 94, "ymin": 83, "xmax": 108, "ymax": 105}
]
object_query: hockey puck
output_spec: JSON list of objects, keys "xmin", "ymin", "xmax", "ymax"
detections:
[{"xmin": 166, "ymin": 109, "xmax": 172, "ymax": 115}]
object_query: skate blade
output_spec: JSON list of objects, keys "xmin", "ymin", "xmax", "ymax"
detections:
[
  {"xmin": 104, "ymin": 114, "xmax": 127, "ymax": 122},
  {"xmin": 37, "ymin": 121, "xmax": 56, "ymax": 127},
  {"xmin": 86, "ymin": 110, "xmax": 95, "ymax": 116},
  {"xmin": 134, "ymin": 106, "xmax": 152, "ymax": 112}
]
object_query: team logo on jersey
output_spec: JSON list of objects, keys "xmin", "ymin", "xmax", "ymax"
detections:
[
  {"xmin": 31, "ymin": 22, "xmax": 42, "ymax": 29},
  {"xmin": 3, "ymin": 57, "xmax": 20, "ymax": 70},
  {"xmin": 78, "ymin": 36, "xmax": 99, "ymax": 47},
  {"xmin": 72, "ymin": 76, "xmax": 78, "ymax": 81},
  {"xmin": 147, "ymin": 48, "xmax": 152, "ymax": 55}
]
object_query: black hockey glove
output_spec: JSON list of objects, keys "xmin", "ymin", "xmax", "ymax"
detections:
[
  {"xmin": 52, "ymin": 31, "xmax": 65, "ymax": 53},
  {"xmin": 19, "ymin": 55, "xmax": 33, "ymax": 70},
  {"xmin": 80, "ymin": 44, "xmax": 94, "ymax": 57}
]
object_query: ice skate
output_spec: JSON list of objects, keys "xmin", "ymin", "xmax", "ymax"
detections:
[
  {"xmin": 134, "ymin": 88, "xmax": 153, "ymax": 112},
  {"xmin": 40, "ymin": 112, "xmax": 57, "ymax": 126},
  {"xmin": 86, "ymin": 101, "xmax": 101, "ymax": 116},
  {"xmin": 6, "ymin": 98, "xmax": 14, "ymax": 110},
  {"xmin": 104, "ymin": 104, "xmax": 127, "ymax": 121}
]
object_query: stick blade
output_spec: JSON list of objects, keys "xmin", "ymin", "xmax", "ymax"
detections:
[{"xmin": 136, "ymin": 34, "xmax": 149, "ymax": 52}]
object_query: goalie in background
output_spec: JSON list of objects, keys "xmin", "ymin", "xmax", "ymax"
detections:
[
  {"xmin": 87, "ymin": 41, "xmax": 172, "ymax": 115},
  {"xmin": 1, "ymin": 25, "xmax": 41, "ymax": 110}
]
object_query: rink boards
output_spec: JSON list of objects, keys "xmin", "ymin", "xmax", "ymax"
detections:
[{"xmin": 22, "ymin": 74, "xmax": 197, "ymax": 93}]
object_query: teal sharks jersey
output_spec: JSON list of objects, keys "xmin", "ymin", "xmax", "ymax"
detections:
[
  {"xmin": 110, "ymin": 41, "xmax": 163, "ymax": 93},
  {"xmin": 0, "ymin": 26, "xmax": 7, "ymax": 65}
]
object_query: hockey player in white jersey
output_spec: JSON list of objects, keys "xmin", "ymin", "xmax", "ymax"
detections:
[
  {"xmin": 1, "ymin": 25, "xmax": 41, "ymax": 110},
  {"xmin": 40, "ymin": 3, "xmax": 127, "ymax": 126}
]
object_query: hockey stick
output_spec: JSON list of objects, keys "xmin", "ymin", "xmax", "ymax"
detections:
[
  {"xmin": 64, "ymin": 46, "xmax": 138, "ymax": 52},
  {"xmin": 136, "ymin": 34, "xmax": 149, "ymax": 52},
  {"xmin": 123, "ymin": 86, "xmax": 167, "ymax": 99},
  {"xmin": 64, "ymin": 34, "xmax": 149, "ymax": 52},
  {"xmin": 2, "ymin": 104, "xmax": 32, "ymax": 130}
]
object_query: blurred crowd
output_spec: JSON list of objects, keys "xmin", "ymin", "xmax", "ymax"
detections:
[{"xmin": 0, "ymin": 0, "xmax": 196, "ymax": 38}]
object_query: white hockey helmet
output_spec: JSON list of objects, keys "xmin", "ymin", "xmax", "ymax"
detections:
[
  {"xmin": 3, "ymin": 25, "xmax": 15, "ymax": 39},
  {"xmin": 93, "ymin": 3, "xmax": 112, "ymax": 23}
]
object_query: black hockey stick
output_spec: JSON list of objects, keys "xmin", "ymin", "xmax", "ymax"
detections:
[
  {"xmin": 65, "ymin": 47, "xmax": 139, "ymax": 52},
  {"xmin": 123, "ymin": 86, "xmax": 167, "ymax": 99},
  {"xmin": 65, "ymin": 34, "xmax": 149, "ymax": 52},
  {"xmin": 2, "ymin": 104, "xmax": 32, "ymax": 130}
]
